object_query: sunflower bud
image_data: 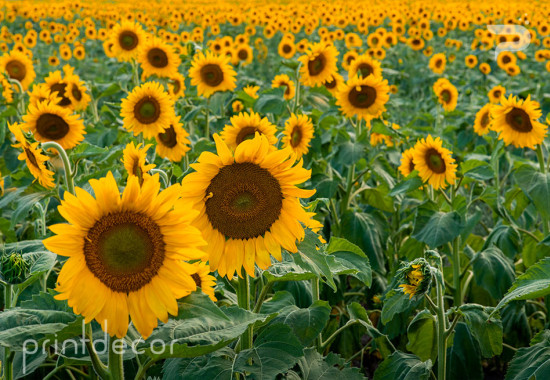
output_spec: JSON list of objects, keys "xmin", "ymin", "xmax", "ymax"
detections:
[
  {"xmin": 397, "ymin": 258, "xmax": 432, "ymax": 299},
  {"xmin": 0, "ymin": 252, "xmax": 30, "ymax": 285}
]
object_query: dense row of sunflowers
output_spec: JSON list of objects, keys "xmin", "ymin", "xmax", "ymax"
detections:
[{"xmin": 2, "ymin": 0, "xmax": 550, "ymax": 379}]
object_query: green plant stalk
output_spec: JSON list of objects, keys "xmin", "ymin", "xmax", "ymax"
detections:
[
  {"xmin": 149, "ymin": 169, "xmax": 169, "ymax": 188},
  {"xmin": 535, "ymin": 144, "xmax": 549, "ymax": 235},
  {"xmin": 341, "ymin": 164, "xmax": 356, "ymax": 216},
  {"xmin": 311, "ymin": 277, "xmax": 321, "ymax": 350},
  {"xmin": 436, "ymin": 276, "xmax": 447, "ymax": 380},
  {"xmin": 108, "ymin": 336, "xmax": 124, "ymax": 380},
  {"xmin": 237, "ymin": 274, "xmax": 252, "ymax": 352},
  {"xmin": 84, "ymin": 324, "xmax": 109, "ymax": 379},
  {"xmin": 205, "ymin": 98, "xmax": 211, "ymax": 139},
  {"xmin": 452, "ymin": 237, "xmax": 461, "ymax": 306},
  {"xmin": 42, "ymin": 142, "xmax": 75, "ymax": 196},
  {"xmin": 292, "ymin": 63, "xmax": 301, "ymax": 114},
  {"xmin": 3, "ymin": 284, "xmax": 14, "ymax": 380}
]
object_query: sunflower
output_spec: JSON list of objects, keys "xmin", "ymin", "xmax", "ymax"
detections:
[
  {"xmin": 281, "ymin": 113, "xmax": 314, "ymax": 159},
  {"xmin": 243, "ymin": 85, "xmax": 259, "ymax": 99},
  {"xmin": 479, "ymin": 63, "xmax": 491, "ymax": 75},
  {"xmin": 0, "ymin": 50, "xmax": 36, "ymax": 91},
  {"xmin": 232, "ymin": 100, "xmax": 244, "ymax": 113},
  {"xmin": 221, "ymin": 111, "xmax": 278, "ymax": 151},
  {"xmin": 497, "ymin": 51, "xmax": 516, "ymax": 70},
  {"xmin": 433, "ymin": 79, "xmax": 458, "ymax": 112},
  {"xmin": 233, "ymin": 44, "xmax": 253, "ymax": 66},
  {"xmin": 111, "ymin": 21, "xmax": 146, "ymax": 62},
  {"xmin": 428, "ymin": 53, "xmax": 446, "ymax": 74},
  {"xmin": 9, "ymin": 122, "xmax": 55, "ymax": 189},
  {"xmin": 272, "ymin": 74, "xmax": 295, "ymax": 100},
  {"xmin": 188, "ymin": 261, "xmax": 217, "ymax": 301},
  {"xmin": 122, "ymin": 142, "xmax": 155, "ymax": 183},
  {"xmin": 138, "ymin": 36, "xmax": 181, "ymax": 79},
  {"xmin": 342, "ymin": 50, "xmax": 359, "ymax": 71},
  {"xmin": 1, "ymin": 76, "xmax": 14, "ymax": 103},
  {"xmin": 43, "ymin": 172, "xmax": 206, "ymax": 338},
  {"xmin": 189, "ymin": 51, "xmax": 237, "ymax": 98},
  {"xmin": 22, "ymin": 100, "xmax": 85, "ymax": 150},
  {"xmin": 323, "ymin": 72, "xmax": 344, "ymax": 96},
  {"xmin": 488, "ymin": 85, "xmax": 505, "ymax": 104},
  {"xmin": 63, "ymin": 66, "xmax": 91, "ymax": 111},
  {"xmin": 180, "ymin": 134, "xmax": 318, "ymax": 280},
  {"xmin": 44, "ymin": 70, "xmax": 73, "ymax": 107},
  {"xmin": 155, "ymin": 115, "xmax": 191, "ymax": 162},
  {"xmin": 398, "ymin": 147, "xmax": 416, "ymax": 177},
  {"xmin": 412, "ymin": 135, "xmax": 457, "ymax": 190},
  {"xmin": 336, "ymin": 74, "xmax": 390, "ymax": 121},
  {"xmin": 278, "ymin": 40, "xmax": 296, "ymax": 59},
  {"xmin": 348, "ymin": 54, "xmax": 382, "ymax": 79},
  {"xmin": 490, "ymin": 95, "xmax": 547, "ymax": 149},
  {"xmin": 298, "ymin": 42, "xmax": 338, "ymax": 87},
  {"xmin": 167, "ymin": 73, "xmax": 186, "ymax": 100},
  {"xmin": 465, "ymin": 54, "xmax": 478, "ymax": 68},
  {"xmin": 121, "ymin": 81, "xmax": 175, "ymax": 139},
  {"xmin": 28, "ymin": 83, "xmax": 61, "ymax": 107},
  {"xmin": 473, "ymin": 103, "xmax": 493, "ymax": 136}
]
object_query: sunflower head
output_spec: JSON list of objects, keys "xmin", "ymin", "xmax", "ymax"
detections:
[
  {"xmin": 0, "ymin": 49, "xmax": 36, "ymax": 90},
  {"xmin": 398, "ymin": 147, "xmax": 416, "ymax": 177},
  {"xmin": 281, "ymin": 113, "xmax": 314, "ymax": 159},
  {"xmin": 138, "ymin": 35, "xmax": 181, "ymax": 79},
  {"xmin": 488, "ymin": 85, "xmax": 505, "ymax": 104},
  {"xmin": 189, "ymin": 51, "xmax": 237, "ymax": 98},
  {"xmin": 221, "ymin": 111, "xmax": 278, "ymax": 151},
  {"xmin": 272, "ymin": 74, "xmax": 295, "ymax": 100},
  {"xmin": 243, "ymin": 85, "xmax": 260, "ymax": 99},
  {"xmin": 155, "ymin": 114, "xmax": 191, "ymax": 163},
  {"xmin": 397, "ymin": 258, "xmax": 432, "ymax": 299},
  {"xmin": 122, "ymin": 142, "xmax": 155, "ymax": 183},
  {"xmin": 428, "ymin": 53, "xmax": 446, "ymax": 74},
  {"xmin": 348, "ymin": 54, "xmax": 382, "ymax": 79},
  {"xmin": 412, "ymin": 135, "xmax": 457, "ymax": 190},
  {"xmin": 473, "ymin": 103, "xmax": 493, "ymax": 136},
  {"xmin": 111, "ymin": 21, "xmax": 146, "ymax": 62},
  {"xmin": 298, "ymin": 42, "xmax": 339, "ymax": 87},
  {"xmin": 336, "ymin": 74, "xmax": 390, "ymax": 121}
]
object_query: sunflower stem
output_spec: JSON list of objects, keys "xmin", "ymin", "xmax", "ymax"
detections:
[
  {"xmin": 236, "ymin": 273, "xmax": 252, "ymax": 352},
  {"xmin": 42, "ymin": 141, "xmax": 75, "ymax": 196},
  {"xmin": 205, "ymin": 98, "xmax": 211, "ymax": 139},
  {"xmin": 131, "ymin": 59, "xmax": 140, "ymax": 89},
  {"xmin": 84, "ymin": 324, "xmax": 109, "ymax": 379},
  {"xmin": 435, "ymin": 272, "xmax": 447, "ymax": 380},
  {"xmin": 536, "ymin": 144, "xmax": 550, "ymax": 235},
  {"xmin": 149, "ymin": 169, "xmax": 169, "ymax": 188},
  {"xmin": 108, "ymin": 336, "xmax": 124, "ymax": 380},
  {"xmin": 292, "ymin": 62, "xmax": 301, "ymax": 114},
  {"xmin": 311, "ymin": 277, "xmax": 322, "ymax": 350}
]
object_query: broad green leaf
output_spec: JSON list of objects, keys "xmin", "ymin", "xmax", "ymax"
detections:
[
  {"xmin": 381, "ymin": 290, "xmax": 413, "ymax": 325},
  {"xmin": 260, "ymin": 291, "xmax": 296, "ymax": 314},
  {"xmin": 493, "ymin": 258, "xmax": 550, "ymax": 314},
  {"xmin": 483, "ymin": 225, "xmax": 521, "ymax": 260},
  {"xmin": 347, "ymin": 302, "xmax": 395, "ymax": 358},
  {"xmin": 472, "ymin": 247, "xmax": 515, "ymax": 300},
  {"xmin": 163, "ymin": 347, "xmax": 234, "ymax": 380},
  {"xmin": 458, "ymin": 304, "xmax": 503, "ymax": 358},
  {"xmin": 293, "ymin": 230, "xmax": 338, "ymax": 291},
  {"xmin": 362, "ymin": 188, "xmax": 395, "ymax": 213},
  {"xmin": 406, "ymin": 310, "xmax": 437, "ymax": 362},
  {"xmin": 263, "ymin": 261, "xmax": 316, "ymax": 283},
  {"xmin": 514, "ymin": 165, "xmax": 550, "ymax": 220},
  {"xmin": 326, "ymin": 237, "xmax": 372, "ymax": 286},
  {"xmin": 373, "ymin": 351, "xmax": 432, "ymax": 380},
  {"xmin": 390, "ymin": 175, "xmax": 423, "ymax": 197},
  {"xmin": 461, "ymin": 160, "xmax": 494, "ymax": 181},
  {"xmin": 505, "ymin": 330, "xmax": 550, "ymax": 380},
  {"xmin": 412, "ymin": 209, "xmax": 463, "ymax": 248},
  {"xmin": 446, "ymin": 323, "xmax": 483, "ymax": 380},
  {"xmin": 297, "ymin": 348, "xmax": 366, "ymax": 380},
  {"xmin": 234, "ymin": 323, "xmax": 303, "ymax": 379},
  {"xmin": 254, "ymin": 93, "xmax": 285, "ymax": 114}
]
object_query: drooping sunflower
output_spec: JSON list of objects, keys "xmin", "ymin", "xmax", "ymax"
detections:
[
  {"xmin": 138, "ymin": 36, "xmax": 181, "ymax": 79},
  {"xmin": 189, "ymin": 51, "xmax": 237, "ymax": 98},
  {"xmin": 22, "ymin": 100, "xmax": 85, "ymax": 150},
  {"xmin": 121, "ymin": 81, "xmax": 175, "ymax": 139},
  {"xmin": 336, "ymin": 74, "xmax": 390, "ymax": 121},
  {"xmin": 9, "ymin": 122, "xmax": 55, "ymax": 189},
  {"xmin": 412, "ymin": 135, "xmax": 457, "ymax": 190},
  {"xmin": 488, "ymin": 85, "xmax": 505, "ymax": 104},
  {"xmin": 428, "ymin": 53, "xmax": 446, "ymax": 74},
  {"xmin": 281, "ymin": 113, "xmax": 314, "ymax": 159},
  {"xmin": 0, "ymin": 50, "xmax": 36, "ymax": 91},
  {"xmin": 111, "ymin": 21, "xmax": 146, "ymax": 62},
  {"xmin": 473, "ymin": 103, "xmax": 493, "ymax": 136},
  {"xmin": 272, "ymin": 74, "xmax": 295, "ymax": 100},
  {"xmin": 188, "ymin": 261, "xmax": 217, "ymax": 301},
  {"xmin": 490, "ymin": 95, "xmax": 547, "ymax": 149},
  {"xmin": 433, "ymin": 78, "xmax": 458, "ymax": 112},
  {"xmin": 323, "ymin": 72, "xmax": 344, "ymax": 96},
  {"xmin": 348, "ymin": 54, "xmax": 382, "ymax": 79},
  {"xmin": 43, "ymin": 172, "xmax": 206, "ymax": 338},
  {"xmin": 155, "ymin": 114, "xmax": 191, "ymax": 163},
  {"xmin": 221, "ymin": 111, "xmax": 278, "ymax": 151},
  {"xmin": 298, "ymin": 42, "xmax": 338, "ymax": 87},
  {"xmin": 398, "ymin": 147, "xmax": 416, "ymax": 177},
  {"xmin": 180, "ymin": 134, "xmax": 318, "ymax": 280},
  {"xmin": 122, "ymin": 142, "xmax": 155, "ymax": 182}
]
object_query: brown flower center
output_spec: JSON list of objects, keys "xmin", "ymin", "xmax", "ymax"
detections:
[
  {"xmin": 200, "ymin": 64, "xmax": 224, "ymax": 87},
  {"xmin": 505, "ymin": 107, "xmax": 533, "ymax": 133},
  {"xmin": 158, "ymin": 125, "xmax": 178, "ymax": 148},
  {"xmin": 348, "ymin": 85, "xmax": 377, "ymax": 109},
  {"xmin": 282, "ymin": 44, "xmax": 292, "ymax": 54},
  {"xmin": 501, "ymin": 55, "xmax": 511, "ymax": 64},
  {"xmin": 191, "ymin": 273, "xmax": 201, "ymax": 287},
  {"xmin": 71, "ymin": 84, "xmax": 82, "ymax": 101},
  {"xmin": 238, "ymin": 49, "xmax": 248, "ymax": 60},
  {"xmin": 236, "ymin": 126, "xmax": 259, "ymax": 145},
  {"xmin": 50, "ymin": 83, "xmax": 72, "ymax": 106},
  {"xmin": 172, "ymin": 79, "xmax": 181, "ymax": 94},
  {"xmin": 425, "ymin": 148, "xmax": 446, "ymax": 174},
  {"xmin": 205, "ymin": 162, "xmax": 283, "ymax": 239},
  {"xmin": 480, "ymin": 111, "xmax": 490, "ymax": 128},
  {"xmin": 357, "ymin": 63, "xmax": 373, "ymax": 77},
  {"xmin": 308, "ymin": 53, "xmax": 326, "ymax": 76},
  {"xmin": 290, "ymin": 125, "xmax": 302, "ymax": 147},
  {"xmin": 325, "ymin": 77, "xmax": 336, "ymax": 89},
  {"xmin": 147, "ymin": 48, "xmax": 168, "ymax": 68},
  {"xmin": 36, "ymin": 113, "xmax": 70, "ymax": 140},
  {"xmin": 119, "ymin": 31, "xmax": 138, "ymax": 51},
  {"xmin": 133, "ymin": 96, "xmax": 161, "ymax": 124},
  {"xmin": 440, "ymin": 89, "xmax": 451, "ymax": 103},
  {"xmin": 83, "ymin": 211, "xmax": 165, "ymax": 292},
  {"xmin": 24, "ymin": 147, "xmax": 39, "ymax": 168},
  {"xmin": 6, "ymin": 59, "xmax": 27, "ymax": 82}
]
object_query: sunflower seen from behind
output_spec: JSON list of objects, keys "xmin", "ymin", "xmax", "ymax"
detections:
[
  {"xmin": 281, "ymin": 113, "xmax": 314, "ymax": 159},
  {"xmin": 121, "ymin": 81, "xmax": 175, "ymax": 139},
  {"xmin": 412, "ymin": 135, "xmax": 457, "ymax": 190},
  {"xmin": 189, "ymin": 51, "xmax": 237, "ymax": 98},
  {"xmin": 298, "ymin": 42, "xmax": 338, "ymax": 87},
  {"xmin": 181, "ymin": 134, "xmax": 318, "ymax": 280},
  {"xmin": 22, "ymin": 100, "xmax": 85, "ymax": 150},
  {"xmin": 43, "ymin": 172, "xmax": 206, "ymax": 338},
  {"xmin": 490, "ymin": 95, "xmax": 547, "ymax": 149},
  {"xmin": 221, "ymin": 111, "xmax": 278, "ymax": 151}
]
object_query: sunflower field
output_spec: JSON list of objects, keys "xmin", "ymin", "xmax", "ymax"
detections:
[{"xmin": 2, "ymin": 0, "xmax": 550, "ymax": 379}]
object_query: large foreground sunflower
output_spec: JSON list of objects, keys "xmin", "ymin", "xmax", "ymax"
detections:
[
  {"xmin": 121, "ymin": 81, "xmax": 175, "ymax": 139},
  {"xmin": 22, "ymin": 100, "xmax": 85, "ymax": 150},
  {"xmin": 189, "ymin": 51, "xmax": 237, "ymax": 98},
  {"xmin": 155, "ymin": 115, "xmax": 191, "ymax": 162},
  {"xmin": 111, "ymin": 21, "xmax": 146, "ymax": 62},
  {"xmin": 43, "ymin": 173, "xmax": 207, "ymax": 338},
  {"xmin": 220, "ymin": 111, "xmax": 278, "ymax": 151},
  {"xmin": 298, "ymin": 42, "xmax": 338, "ymax": 87},
  {"xmin": 490, "ymin": 95, "xmax": 547, "ymax": 149},
  {"xmin": 0, "ymin": 50, "xmax": 36, "ymax": 90},
  {"xmin": 281, "ymin": 113, "xmax": 314, "ymax": 159},
  {"xmin": 336, "ymin": 74, "xmax": 390, "ymax": 121},
  {"xmin": 181, "ymin": 134, "xmax": 318, "ymax": 280},
  {"xmin": 412, "ymin": 135, "xmax": 457, "ymax": 190},
  {"xmin": 9, "ymin": 122, "xmax": 55, "ymax": 188}
]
